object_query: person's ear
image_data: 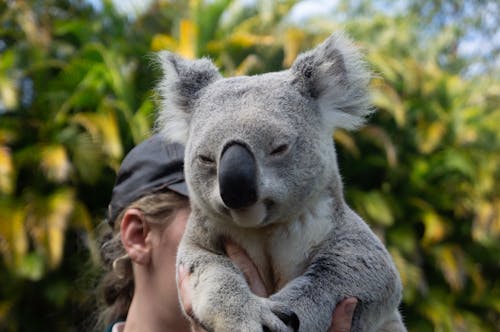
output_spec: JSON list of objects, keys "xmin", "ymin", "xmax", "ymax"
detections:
[{"xmin": 120, "ymin": 208, "xmax": 152, "ymax": 265}]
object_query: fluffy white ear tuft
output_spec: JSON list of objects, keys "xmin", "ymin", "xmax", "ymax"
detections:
[
  {"xmin": 291, "ymin": 32, "xmax": 373, "ymax": 131},
  {"xmin": 154, "ymin": 52, "xmax": 221, "ymax": 143}
]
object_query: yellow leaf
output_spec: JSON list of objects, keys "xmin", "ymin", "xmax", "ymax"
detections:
[
  {"xmin": 40, "ymin": 145, "xmax": 71, "ymax": 182},
  {"xmin": 234, "ymin": 55, "xmax": 260, "ymax": 76},
  {"xmin": 389, "ymin": 248, "xmax": 424, "ymax": 303},
  {"xmin": 178, "ymin": 19, "xmax": 197, "ymax": 59},
  {"xmin": 367, "ymin": 52, "xmax": 399, "ymax": 85},
  {"xmin": 16, "ymin": 3, "xmax": 50, "ymax": 47},
  {"xmin": 229, "ymin": 32, "xmax": 274, "ymax": 48},
  {"xmin": 72, "ymin": 202, "xmax": 100, "ymax": 264},
  {"xmin": 333, "ymin": 130, "xmax": 360, "ymax": 157},
  {"xmin": 46, "ymin": 189, "xmax": 74, "ymax": 268},
  {"xmin": 72, "ymin": 113, "xmax": 98, "ymax": 138},
  {"xmin": 472, "ymin": 199, "xmax": 500, "ymax": 245},
  {"xmin": 0, "ymin": 206, "xmax": 27, "ymax": 269},
  {"xmin": 401, "ymin": 58, "xmax": 422, "ymax": 94},
  {"xmin": 99, "ymin": 109, "xmax": 123, "ymax": 161},
  {"xmin": 434, "ymin": 245, "xmax": 465, "ymax": 292},
  {"xmin": 151, "ymin": 33, "xmax": 178, "ymax": 52},
  {"xmin": 494, "ymin": 199, "xmax": 500, "ymax": 236},
  {"xmin": 416, "ymin": 121, "xmax": 446, "ymax": 154},
  {"xmin": 11, "ymin": 209, "xmax": 27, "ymax": 266},
  {"xmin": 363, "ymin": 191, "xmax": 394, "ymax": 226},
  {"xmin": 47, "ymin": 225, "xmax": 64, "ymax": 269},
  {"xmin": 420, "ymin": 297, "xmax": 454, "ymax": 329},
  {"xmin": 0, "ymin": 146, "xmax": 14, "ymax": 194},
  {"xmin": 0, "ymin": 78, "xmax": 18, "ymax": 110},
  {"xmin": 466, "ymin": 260, "xmax": 486, "ymax": 301},
  {"xmin": 283, "ymin": 28, "xmax": 306, "ymax": 67},
  {"xmin": 446, "ymin": 75, "xmax": 465, "ymax": 95},
  {"xmin": 371, "ymin": 78, "xmax": 406, "ymax": 127},
  {"xmin": 131, "ymin": 100, "xmax": 154, "ymax": 149},
  {"xmin": 422, "ymin": 211, "xmax": 448, "ymax": 246},
  {"xmin": 72, "ymin": 110, "xmax": 123, "ymax": 163}
]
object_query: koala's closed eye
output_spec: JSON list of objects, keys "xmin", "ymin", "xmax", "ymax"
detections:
[
  {"xmin": 198, "ymin": 154, "xmax": 215, "ymax": 165},
  {"xmin": 270, "ymin": 144, "xmax": 290, "ymax": 156},
  {"xmin": 270, "ymin": 137, "xmax": 297, "ymax": 157}
]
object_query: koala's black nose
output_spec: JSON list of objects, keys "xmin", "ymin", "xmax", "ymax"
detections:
[{"xmin": 218, "ymin": 143, "xmax": 258, "ymax": 209}]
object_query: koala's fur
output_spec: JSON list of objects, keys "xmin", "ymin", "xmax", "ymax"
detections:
[{"xmin": 156, "ymin": 32, "xmax": 406, "ymax": 332}]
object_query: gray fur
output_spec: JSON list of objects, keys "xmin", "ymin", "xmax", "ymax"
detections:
[{"xmin": 156, "ymin": 32, "xmax": 406, "ymax": 332}]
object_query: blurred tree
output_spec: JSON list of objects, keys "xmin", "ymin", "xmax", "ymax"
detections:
[
  {"xmin": 0, "ymin": 0, "xmax": 161, "ymax": 330},
  {"xmin": 0, "ymin": 0, "xmax": 498, "ymax": 331}
]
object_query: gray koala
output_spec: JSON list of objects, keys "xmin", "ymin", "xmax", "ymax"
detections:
[{"xmin": 156, "ymin": 32, "xmax": 406, "ymax": 332}]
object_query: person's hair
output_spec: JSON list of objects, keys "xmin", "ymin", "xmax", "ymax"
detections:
[{"xmin": 94, "ymin": 191, "xmax": 189, "ymax": 330}]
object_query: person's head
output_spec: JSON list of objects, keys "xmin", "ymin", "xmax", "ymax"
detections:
[{"xmin": 96, "ymin": 135, "xmax": 189, "ymax": 328}]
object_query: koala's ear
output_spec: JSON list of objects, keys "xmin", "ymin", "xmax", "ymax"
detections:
[
  {"xmin": 291, "ymin": 32, "xmax": 372, "ymax": 130},
  {"xmin": 155, "ymin": 52, "xmax": 221, "ymax": 143}
]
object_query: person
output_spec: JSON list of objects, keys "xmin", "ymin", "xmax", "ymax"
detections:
[{"xmin": 95, "ymin": 134, "xmax": 358, "ymax": 332}]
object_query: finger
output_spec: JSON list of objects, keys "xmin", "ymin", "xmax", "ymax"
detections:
[
  {"xmin": 225, "ymin": 240, "xmax": 268, "ymax": 297},
  {"xmin": 328, "ymin": 298, "xmax": 358, "ymax": 332},
  {"xmin": 177, "ymin": 264, "xmax": 194, "ymax": 317},
  {"xmin": 178, "ymin": 266, "xmax": 210, "ymax": 332}
]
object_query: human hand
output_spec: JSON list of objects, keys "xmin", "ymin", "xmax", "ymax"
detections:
[
  {"xmin": 177, "ymin": 240, "xmax": 268, "ymax": 332},
  {"xmin": 178, "ymin": 241, "xmax": 357, "ymax": 332},
  {"xmin": 225, "ymin": 241, "xmax": 358, "ymax": 331},
  {"xmin": 224, "ymin": 239, "xmax": 268, "ymax": 297},
  {"xmin": 178, "ymin": 264, "xmax": 204, "ymax": 332},
  {"xmin": 328, "ymin": 298, "xmax": 357, "ymax": 332}
]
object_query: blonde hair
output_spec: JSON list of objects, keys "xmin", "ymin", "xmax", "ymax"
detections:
[{"xmin": 95, "ymin": 191, "xmax": 189, "ymax": 330}]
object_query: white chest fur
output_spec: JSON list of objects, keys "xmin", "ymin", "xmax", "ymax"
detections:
[{"xmin": 221, "ymin": 195, "xmax": 335, "ymax": 292}]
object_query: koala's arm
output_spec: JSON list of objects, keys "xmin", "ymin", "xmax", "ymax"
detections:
[
  {"xmin": 270, "ymin": 207, "xmax": 404, "ymax": 332},
  {"xmin": 177, "ymin": 215, "xmax": 299, "ymax": 332}
]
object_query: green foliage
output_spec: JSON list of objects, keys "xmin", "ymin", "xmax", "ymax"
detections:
[{"xmin": 0, "ymin": 0, "xmax": 498, "ymax": 331}]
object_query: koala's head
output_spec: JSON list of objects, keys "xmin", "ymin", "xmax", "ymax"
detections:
[{"xmin": 156, "ymin": 33, "xmax": 371, "ymax": 228}]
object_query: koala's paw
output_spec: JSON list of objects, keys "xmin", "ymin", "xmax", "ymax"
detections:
[
  {"xmin": 213, "ymin": 298, "xmax": 299, "ymax": 332},
  {"xmin": 248, "ymin": 298, "xmax": 299, "ymax": 332},
  {"xmin": 264, "ymin": 300, "xmax": 300, "ymax": 332}
]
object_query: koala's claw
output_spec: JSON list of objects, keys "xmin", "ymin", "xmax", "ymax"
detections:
[
  {"xmin": 259, "ymin": 302, "xmax": 299, "ymax": 332},
  {"xmin": 270, "ymin": 305, "xmax": 299, "ymax": 332},
  {"xmin": 234, "ymin": 298, "xmax": 297, "ymax": 332}
]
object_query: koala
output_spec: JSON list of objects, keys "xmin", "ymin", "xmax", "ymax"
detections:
[{"xmin": 156, "ymin": 32, "xmax": 406, "ymax": 332}]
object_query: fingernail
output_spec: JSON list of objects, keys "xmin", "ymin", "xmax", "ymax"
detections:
[{"xmin": 344, "ymin": 299, "xmax": 357, "ymax": 316}]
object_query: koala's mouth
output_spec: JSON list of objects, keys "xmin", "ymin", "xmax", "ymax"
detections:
[{"xmin": 226, "ymin": 201, "xmax": 273, "ymax": 228}]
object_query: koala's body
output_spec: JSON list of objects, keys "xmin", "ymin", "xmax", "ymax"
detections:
[{"xmin": 157, "ymin": 33, "xmax": 406, "ymax": 332}]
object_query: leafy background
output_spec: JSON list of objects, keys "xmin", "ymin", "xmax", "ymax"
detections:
[{"xmin": 0, "ymin": 0, "xmax": 499, "ymax": 331}]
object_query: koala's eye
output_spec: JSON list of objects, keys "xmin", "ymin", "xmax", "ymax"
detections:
[
  {"xmin": 270, "ymin": 144, "xmax": 290, "ymax": 156},
  {"xmin": 198, "ymin": 154, "xmax": 215, "ymax": 165}
]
